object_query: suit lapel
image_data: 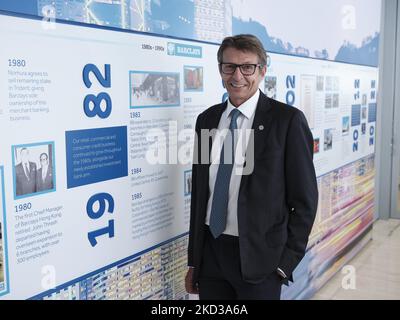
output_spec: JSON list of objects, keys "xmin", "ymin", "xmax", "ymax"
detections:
[
  {"xmin": 239, "ymin": 92, "xmax": 274, "ymax": 190},
  {"xmin": 251, "ymin": 92, "xmax": 273, "ymax": 159},
  {"xmin": 203, "ymin": 101, "xmax": 227, "ymax": 130}
]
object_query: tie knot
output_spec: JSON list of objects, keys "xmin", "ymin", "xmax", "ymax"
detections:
[
  {"xmin": 229, "ymin": 108, "xmax": 241, "ymax": 130},
  {"xmin": 230, "ymin": 108, "xmax": 241, "ymax": 121}
]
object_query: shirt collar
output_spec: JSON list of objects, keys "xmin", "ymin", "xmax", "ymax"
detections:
[{"xmin": 226, "ymin": 89, "xmax": 260, "ymax": 120}]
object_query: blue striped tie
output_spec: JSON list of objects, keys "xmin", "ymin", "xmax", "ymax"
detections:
[{"xmin": 209, "ymin": 108, "xmax": 241, "ymax": 238}]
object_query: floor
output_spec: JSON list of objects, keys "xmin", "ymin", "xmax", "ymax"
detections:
[{"xmin": 312, "ymin": 219, "xmax": 400, "ymax": 300}]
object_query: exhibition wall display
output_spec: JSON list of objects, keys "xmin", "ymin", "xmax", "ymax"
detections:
[
  {"xmin": 0, "ymin": 0, "xmax": 381, "ymax": 66},
  {"xmin": 0, "ymin": 12, "xmax": 225, "ymax": 299},
  {"xmin": 0, "ymin": 0, "xmax": 380, "ymax": 300}
]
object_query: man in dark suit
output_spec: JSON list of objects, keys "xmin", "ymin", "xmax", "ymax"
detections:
[
  {"xmin": 15, "ymin": 148, "xmax": 37, "ymax": 196},
  {"xmin": 36, "ymin": 152, "xmax": 54, "ymax": 192},
  {"xmin": 185, "ymin": 34, "xmax": 318, "ymax": 300}
]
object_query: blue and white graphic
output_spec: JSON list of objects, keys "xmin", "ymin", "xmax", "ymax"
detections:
[
  {"xmin": 0, "ymin": 0, "xmax": 381, "ymax": 65},
  {"xmin": 0, "ymin": 11, "xmax": 224, "ymax": 299},
  {"xmin": 0, "ymin": 5, "xmax": 379, "ymax": 300},
  {"xmin": 232, "ymin": 0, "xmax": 381, "ymax": 66},
  {"xmin": 167, "ymin": 43, "xmax": 202, "ymax": 58},
  {"xmin": 65, "ymin": 126, "xmax": 128, "ymax": 188}
]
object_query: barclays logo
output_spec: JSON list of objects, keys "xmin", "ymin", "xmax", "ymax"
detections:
[
  {"xmin": 167, "ymin": 42, "xmax": 176, "ymax": 55},
  {"xmin": 167, "ymin": 42, "xmax": 202, "ymax": 58}
]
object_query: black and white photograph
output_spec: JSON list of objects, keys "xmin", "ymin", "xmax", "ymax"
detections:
[
  {"xmin": 13, "ymin": 142, "xmax": 56, "ymax": 199},
  {"xmin": 324, "ymin": 128, "xmax": 334, "ymax": 151},
  {"xmin": 332, "ymin": 93, "xmax": 339, "ymax": 108},
  {"xmin": 130, "ymin": 71, "xmax": 180, "ymax": 108},
  {"xmin": 184, "ymin": 170, "xmax": 192, "ymax": 196},
  {"xmin": 184, "ymin": 66, "xmax": 203, "ymax": 92},
  {"xmin": 325, "ymin": 93, "xmax": 332, "ymax": 109},
  {"xmin": 362, "ymin": 106, "xmax": 367, "ymax": 120},
  {"xmin": 316, "ymin": 75, "xmax": 324, "ymax": 91},
  {"xmin": 362, "ymin": 93, "xmax": 368, "ymax": 106},
  {"xmin": 325, "ymin": 76, "xmax": 339, "ymax": 91},
  {"xmin": 325, "ymin": 76, "xmax": 333, "ymax": 91},
  {"xmin": 264, "ymin": 76, "xmax": 277, "ymax": 99},
  {"xmin": 332, "ymin": 77, "xmax": 340, "ymax": 91}
]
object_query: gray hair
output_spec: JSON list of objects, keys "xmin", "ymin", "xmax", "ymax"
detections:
[{"xmin": 217, "ymin": 34, "xmax": 267, "ymax": 66}]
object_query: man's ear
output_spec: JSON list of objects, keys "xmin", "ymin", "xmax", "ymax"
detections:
[{"xmin": 260, "ymin": 65, "xmax": 267, "ymax": 78}]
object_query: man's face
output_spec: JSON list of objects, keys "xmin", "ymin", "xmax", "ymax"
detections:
[
  {"xmin": 20, "ymin": 149, "xmax": 29, "ymax": 163},
  {"xmin": 40, "ymin": 155, "xmax": 48, "ymax": 166},
  {"xmin": 220, "ymin": 47, "xmax": 266, "ymax": 107}
]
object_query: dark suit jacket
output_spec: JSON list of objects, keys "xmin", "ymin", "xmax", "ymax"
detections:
[
  {"xmin": 188, "ymin": 91, "xmax": 318, "ymax": 285},
  {"xmin": 15, "ymin": 161, "xmax": 37, "ymax": 196},
  {"xmin": 36, "ymin": 166, "xmax": 54, "ymax": 192}
]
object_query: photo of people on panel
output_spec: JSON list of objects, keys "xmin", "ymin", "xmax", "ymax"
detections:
[
  {"xmin": 324, "ymin": 129, "xmax": 334, "ymax": 151},
  {"xmin": 13, "ymin": 143, "xmax": 55, "ymax": 198},
  {"xmin": 130, "ymin": 71, "xmax": 180, "ymax": 108},
  {"xmin": 184, "ymin": 170, "xmax": 192, "ymax": 196},
  {"xmin": 15, "ymin": 147, "xmax": 37, "ymax": 196},
  {"xmin": 264, "ymin": 76, "xmax": 277, "ymax": 99},
  {"xmin": 184, "ymin": 66, "xmax": 203, "ymax": 91},
  {"xmin": 36, "ymin": 152, "xmax": 54, "ymax": 192}
]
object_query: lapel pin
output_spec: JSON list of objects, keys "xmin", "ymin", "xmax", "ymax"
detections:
[{"xmin": 259, "ymin": 125, "xmax": 264, "ymax": 131}]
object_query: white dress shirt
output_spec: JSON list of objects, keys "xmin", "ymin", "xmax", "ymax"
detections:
[
  {"xmin": 205, "ymin": 90, "xmax": 260, "ymax": 236},
  {"xmin": 41, "ymin": 165, "xmax": 48, "ymax": 181}
]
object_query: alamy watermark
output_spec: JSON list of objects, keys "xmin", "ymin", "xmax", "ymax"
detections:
[
  {"xmin": 144, "ymin": 121, "xmax": 256, "ymax": 175},
  {"xmin": 41, "ymin": 5, "xmax": 56, "ymax": 30},
  {"xmin": 341, "ymin": 265, "xmax": 356, "ymax": 290}
]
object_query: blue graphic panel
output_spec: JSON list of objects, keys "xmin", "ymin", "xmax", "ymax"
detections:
[
  {"xmin": 0, "ymin": 0, "xmax": 381, "ymax": 66},
  {"xmin": 147, "ymin": 0, "xmax": 194, "ymax": 40},
  {"xmin": 368, "ymin": 103, "xmax": 377, "ymax": 123},
  {"xmin": 351, "ymin": 104, "xmax": 361, "ymax": 127},
  {"xmin": 335, "ymin": 34, "xmax": 379, "ymax": 67},
  {"xmin": 65, "ymin": 126, "xmax": 128, "ymax": 188},
  {"xmin": 0, "ymin": 0, "xmax": 37, "ymax": 15}
]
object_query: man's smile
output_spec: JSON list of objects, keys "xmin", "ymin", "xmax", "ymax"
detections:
[{"xmin": 230, "ymin": 83, "xmax": 246, "ymax": 88}]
